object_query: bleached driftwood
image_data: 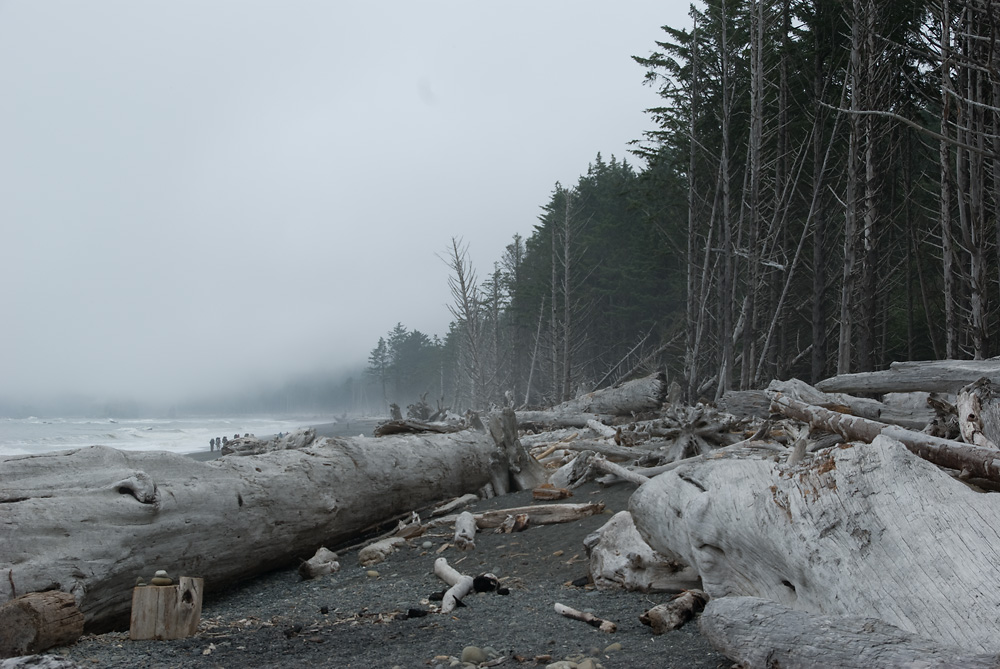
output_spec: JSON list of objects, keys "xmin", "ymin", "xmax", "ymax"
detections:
[
  {"xmin": 298, "ymin": 547, "xmax": 340, "ymax": 580},
  {"xmin": 639, "ymin": 589, "xmax": 709, "ymax": 634},
  {"xmin": 430, "ymin": 494, "xmax": 479, "ymax": 517},
  {"xmin": 453, "ymin": 511, "xmax": 477, "ymax": 550},
  {"xmin": 700, "ymin": 597, "xmax": 1000, "ymax": 669},
  {"xmin": 554, "ymin": 602, "xmax": 616, "ymax": 632},
  {"xmin": 768, "ymin": 378, "xmax": 932, "ymax": 429},
  {"xmin": 488, "ymin": 409, "xmax": 548, "ymax": 492},
  {"xmin": 770, "ymin": 387, "xmax": 1000, "ymax": 482},
  {"xmin": 630, "ymin": 435, "xmax": 1000, "ymax": 652},
  {"xmin": 583, "ymin": 511, "xmax": 699, "ymax": 593},
  {"xmin": 0, "ymin": 415, "xmax": 533, "ymax": 631},
  {"xmin": 429, "ymin": 502, "xmax": 605, "ymax": 531},
  {"xmin": 433, "ymin": 558, "xmax": 473, "ymax": 614},
  {"xmin": 956, "ymin": 377, "xmax": 1000, "ymax": 449},
  {"xmin": 586, "ymin": 419, "xmax": 618, "ymax": 439},
  {"xmin": 816, "ymin": 358, "xmax": 1000, "ymax": 395},
  {"xmin": 551, "ymin": 371, "xmax": 666, "ymax": 416},
  {"xmin": 516, "ymin": 412, "xmax": 615, "ymax": 431}
]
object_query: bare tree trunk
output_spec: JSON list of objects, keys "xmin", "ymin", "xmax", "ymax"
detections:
[
  {"xmin": 717, "ymin": 0, "xmax": 735, "ymax": 398},
  {"xmin": 940, "ymin": 0, "xmax": 958, "ymax": 359}
]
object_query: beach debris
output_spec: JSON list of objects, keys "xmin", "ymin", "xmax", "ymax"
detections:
[
  {"xmin": 430, "ymin": 493, "xmax": 479, "ymax": 517},
  {"xmin": 494, "ymin": 513, "xmax": 529, "ymax": 534},
  {"xmin": 639, "ymin": 589, "xmax": 709, "ymax": 634},
  {"xmin": 149, "ymin": 570, "xmax": 172, "ymax": 586},
  {"xmin": 433, "ymin": 557, "xmax": 482, "ymax": 614},
  {"xmin": 554, "ymin": 602, "xmax": 616, "ymax": 633},
  {"xmin": 298, "ymin": 547, "xmax": 340, "ymax": 580},
  {"xmin": 532, "ymin": 483, "xmax": 573, "ymax": 500},
  {"xmin": 358, "ymin": 536, "xmax": 407, "ymax": 567},
  {"xmin": 453, "ymin": 511, "xmax": 477, "ymax": 550},
  {"xmin": 129, "ymin": 576, "xmax": 203, "ymax": 641},
  {"xmin": 0, "ymin": 591, "xmax": 84, "ymax": 658}
]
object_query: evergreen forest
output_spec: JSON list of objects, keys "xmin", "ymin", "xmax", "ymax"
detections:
[{"xmin": 366, "ymin": 0, "xmax": 1000, "ymax": 413}]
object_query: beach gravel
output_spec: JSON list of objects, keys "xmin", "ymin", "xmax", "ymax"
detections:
[{"xmin": 48, "ymin": 481, "xmax": 730, "ymax": 668}]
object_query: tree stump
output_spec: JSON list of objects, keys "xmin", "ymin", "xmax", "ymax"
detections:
[
  {"xmin": 0, "ymin": 591, "xmax": 84, "ymax": 658},
  {"xmin": 128, "ymin": 577, "xmax": 203, "ymax": 641}
]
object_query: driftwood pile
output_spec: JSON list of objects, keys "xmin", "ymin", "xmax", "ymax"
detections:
[
  {"xmin": 554, "ymin": 360, "xmax": 1000, "ymax": 668},
  {"xmin": 9, "ymin": 363, "xmax": 1000, "ymax": 666}
]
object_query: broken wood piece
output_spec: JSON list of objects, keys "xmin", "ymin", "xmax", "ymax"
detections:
[
  {"xmin": 0, "ymin": 591, "xmax": 84, "ymax": 658},
  {"xmin": 639, "ymin": 589, "xmax": 709, "ymax": 634},
  {"xmin": 433, "ymin": 558, "xmax": 474, "ymax": 614},
  {"xmin": 586, "ymin": 419, "xmax": 618, "ymax": 439},
  {"xmin": 700, "ymin": 596, "xmax": 1000, "ymax": 669},
  {"xmin": 473, "ymin": 502, "xmax": 604, "ymax": 529},
  {"xmin": 430, "ymin": 494, "xmax": 480, "ymax": 517},
  {"xmin": 128, "ymin": 577, "xmax": 203, "ymax": 641},
  {"xmin": 532, "ymin": 483, "xmax": 573, "ymax": 501},
  {"xmin": 554, "ymin": 602, "xmax": 616, "ymax": 633},
  {"xmin": 548, "ymin": 450, "xmax": 596, "ymax": 489},
  {"xmin": 589, "ymin": 455, "xmax": 650, "ymax": 486},
  {"xmin": 453, "ymin": 511, "xmax": 477, "ymax": 550},
  {"xmin": 495, "ymin": 513, "xmax": 529, "ymax": 534},
  {"xmin": 358, "ymin": 537, "xmax": 407, "ymax": 567},
  {"xmin": 298, "ymin": 548, "xmax": 340, "ymax": 580}
]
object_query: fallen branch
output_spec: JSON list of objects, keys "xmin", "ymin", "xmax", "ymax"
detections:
[{"xmin": 554, "ymin": 602, "xmax": 616, "ymax": 633}]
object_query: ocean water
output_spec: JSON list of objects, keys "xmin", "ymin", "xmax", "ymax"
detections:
[{"xmin": 0, "ymin": 415, "xmax": 340, "ymax": 458}]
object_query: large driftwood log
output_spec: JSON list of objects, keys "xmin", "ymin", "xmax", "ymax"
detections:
[
  {"xmin": 515, "ymin": 412, "xmax": 615, "ymax": 431},
  {"xmin": 548, "ymin": 371, "xmax": 666, "ymax": 416},
  {"xmin": 768, "ymin": 378, "xmax": 933, "ymax": 429},
  {"xmin": 700, "ymin": 597, "xmax": 1000, "ymax": 669},
  {"xmin": 630, "ymin": 435, "xmax": 1000, "ymax": 652},
  {"xmin": 770, "ymin": 388, "xmax": 1000, "ymax": 482},
  {"xmin": 0, "ymin": 420, "xmax": 531, "ymax": 631},
  {"xmin": 583, "ymin": 511, "xmax": 699, "ymax": 593},
  {"xmin": 816, "ymin": 358, "xmax": 1000, "ymax": 394}
]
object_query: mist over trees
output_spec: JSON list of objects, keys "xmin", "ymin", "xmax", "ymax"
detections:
[{"xmin": 367, "ymin": 0, "xmax": 999, "ymax": 413}]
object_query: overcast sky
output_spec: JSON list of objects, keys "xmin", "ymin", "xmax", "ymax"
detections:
[{"xmin": 0, "ymin": 1, "xmax": 691, "ymax": 408}]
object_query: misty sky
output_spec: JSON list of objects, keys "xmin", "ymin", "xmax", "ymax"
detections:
[{"xmin": 0, "ymin": 2, "xmax": 690, "ymax": 406}]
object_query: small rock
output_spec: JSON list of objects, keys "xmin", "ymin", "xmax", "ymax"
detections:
[
  {"xmin": 461, "ymin": 646, "xmax": 487, "ymax": 664},
  {"xmin": 603, "ymin": 642, "xmax": 622, "ymax": 653},
  {"xmin": 422, "ymin": 541, "xmax": 434, "ymax": 549},
  {"xmin": 482, "ymin": 646, "xmax": 499, "ymax": 658},
  {"xmin": 544, "ymin": 662, "xmax": 576, "ymax": 669},
  {"xmin": 366, "ymin": 570, "xmax": 380, "ymax": 578},
  {"xmin": 587, "ymin": 647, "xmax": 602, "ymax": 658},
  {"xmin": 577, "ymin": 659, "xmax": 599, "ymax": 669}
]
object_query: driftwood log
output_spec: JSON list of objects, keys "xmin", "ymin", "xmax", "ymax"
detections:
[
  {"xmin": 0, "ymin": 591, "xmax": 84, "ymax": 658},
  {"xmin": 816, "ymin": 358, "xmax": 1000, "ymax": 394},
  {"xmin": 700, "ymin": 597, "xmax": 1000, "ymax": 669},
  {"xmin": 583, "ymin": 511, "xmax": 699, "ymax": 593},
  {"xmin": 0, "ymin": 414, "xmax": 534, "ymax": 632},
  {"xmin": 629, "ymin": 434, "xmax": 1000, "ymax": 653},
  {"xmin": 547, "ymin": 371, "xmax": 666, "ymax": 416}
]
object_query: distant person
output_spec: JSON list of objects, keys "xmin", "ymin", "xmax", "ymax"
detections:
[
  {"xmin": 244, "ymin": 433, "xmax": 250, "ymax": 438},
  {"xmin": 222, "ymin": 436, "xmax": 228, "ymax": 445},
  {"xmin": 210, "ymin": 438, "xmax": 216, "ymax": 451}
]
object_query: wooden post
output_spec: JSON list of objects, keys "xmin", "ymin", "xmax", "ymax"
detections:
[
  {"xmin": 129, "ymin": 577, "xmax": 203, "ymax": 641},
  {"xmin": 0, "ymin": 591, "xmax": 84, "ymax": 658}
]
